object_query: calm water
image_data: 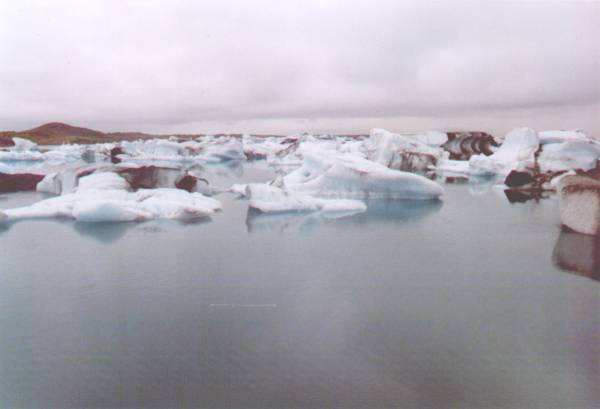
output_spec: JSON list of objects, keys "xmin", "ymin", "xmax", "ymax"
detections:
[{"xmin": 0, "ymin": 163, "xmax": 599, "ymax": 409}]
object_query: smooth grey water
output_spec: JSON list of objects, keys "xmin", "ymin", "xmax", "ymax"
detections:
[{"xmin": 0, "ymin": 163, "xmax": 599, "ymax": 409}]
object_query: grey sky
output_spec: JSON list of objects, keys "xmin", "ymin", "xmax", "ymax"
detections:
[{"xmin": 1, "ymin": 0, "xmax": 599, "ymax": 136}]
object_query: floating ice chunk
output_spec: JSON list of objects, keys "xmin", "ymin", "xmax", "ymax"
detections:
[
  {"xmin": 282, "ymin": 151, "xmax": 444, "ymax": 199},
  {"xmin": 0, "ymin": 140, "xmax": 82, "ymax": 163},
  {"xmin": 11, "ymin": 137, "xmax": 38, "ymax": 152},
  {"xmin": 43, "ymin": 145, "xmax": 84, "ymax": 163},
  {"xmin": 431, "ymin": 159, "xmax": 470, "ymax": 174},
  {"xmin": 135, "ymin": 188, "xmax": 222, "ymax": 219},
  {"xmin": 557, "ymin": 174, "xmax": 600, "ymax": 235},
  {"xmin": 367, "ymin": 128, "xmax": 444, "ymax": 171},
  {"xmin": 1, "ymin": 172, "xmax": 222, "ymax": 223},
  {"xmin": 36, "ymin": 172, "xmax": 62, "ymax": 194},
  {"xmin": 242, "ymin": 135, "xmax": 287, "ymax": 160},
  {"xmin": 538, "ymin": 141, "xmax": 600, "ymax": 172},
  {"xmin": 539, "ymin": 130, "xmax": 589, "ymax": 144},
  {"xmin": 0, "ymin": 150, "xmax": 45, "ymax": 161},
  {"xmin": 77, "ymin": 172, "xmax": 131, "ymax": 191},
  {"xmin": 229, "ymin": 183, "xmax": 249, "ymax": 197},
  {"xmin": 468, "ymin": 128, "xmax": 539, "ymax": 176},
  {"xmin": 412, "ymin": 130, "xmax": 448, "ymax": 147},
  {"xmin": 247, "ymin": 183, "xmax": 367, "ymax": 214},
  {"xmin": 201, "ymin": 138, "xmax": 244, "ymax": 162}
]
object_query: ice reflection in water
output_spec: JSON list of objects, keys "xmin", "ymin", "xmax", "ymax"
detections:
[
  {"xmin": 553, "ymin": 229, "xmax": 600, "ymax": 282},
  {"xmin": 246, "ymin": 198, "xmax": 443, "ymax": 233}
]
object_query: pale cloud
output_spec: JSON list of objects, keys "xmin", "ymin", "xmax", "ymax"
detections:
[{"xmin": 1, "ymin": 0, "xmax": 599, "ymax": 136}]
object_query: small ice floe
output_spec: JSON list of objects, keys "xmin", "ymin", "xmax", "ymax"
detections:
[
  {"xmin": 469, "ymin": 127, "xmax": 539, "ymax": 176},
  {"xmin": 557, "ymin": 172, "xmax": 600, "ymax": 235},
  {"xmin": 246, "ymin": 183, "xmax": 367, "ymax": 214},
  {"xmin": 229, "ymin": 183, "xmax": 249, "ymax": 197},
  {"xmin": 281, "ymin": 150, "xmax": 444, "ymax": 200},
  {"xmin": 366, "ymin": 128, "xmax": 446, "ymax": 171},
  {"xmin": 0, "ymin": 172, "xmax": 222, "ymax": 223}
]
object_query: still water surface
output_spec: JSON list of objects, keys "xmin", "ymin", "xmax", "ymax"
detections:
[{"xmin": 0, "ymin": 163, "xmax": 599, "ymax": 409}]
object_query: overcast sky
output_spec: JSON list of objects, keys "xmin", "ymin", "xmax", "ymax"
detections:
[{"xmin": 1, "ymin": 0, "xmax": 599, "ymax": 136}]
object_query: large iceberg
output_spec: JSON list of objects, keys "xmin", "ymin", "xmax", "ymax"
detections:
[
  {"xmin": 1, "ymin": 172, "xmax": 222, "ymax": 223},
  {"xmin": 468, "ymin": 128, "xmax": 539, "ymax": 176},
  {"xmin": 280, "ymin": 150, "xmax": 444, "ymax": 200}
]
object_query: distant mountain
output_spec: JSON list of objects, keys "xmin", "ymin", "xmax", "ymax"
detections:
[{"xmin": 0, "ymin": 122, "xmax": 181, "ymax": 145}]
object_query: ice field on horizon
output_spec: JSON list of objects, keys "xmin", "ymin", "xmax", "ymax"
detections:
[{"xmin": 1, "ymin": 126, "xmax": 599, "ymax": 224}]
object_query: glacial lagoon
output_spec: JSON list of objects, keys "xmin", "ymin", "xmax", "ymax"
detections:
[{"xmin": 0, "ymin": 162, "xmax": 599, "ymax": 409}]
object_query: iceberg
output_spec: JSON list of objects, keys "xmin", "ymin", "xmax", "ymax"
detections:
[
  {"xmin": 117, "ymin": 136, "xmax": 244, "ymax": 164},
  {"xmin": 0, "ymin": 138, "xmax": 83, "ymax": 163},
  {"xmin": 468, "ymin": 128, "xmax": 539, "ymax": 176},
  {"xmin": 34, "ymin": 164, "xmax": 212, "ymax": 196},
  {"xmin": 431, "ymin": 159, "xmax": 471, "ymax": 175},
  {"xmin": 11, "ymin": 137, "xmax": 38, "ymax": 152},
  {"xmin": 247, "ymin": 183, "xmax": 367, "ymax": 214},
  {"xmin": 537, "ymin": 141, "xmax": 600, "ymax": 172},
  {"xmin": 557, "ymin": 173, "xmax": 600, "ymax": 235},
  {"xmin": 539, "ymin": 130, "xmax": 590, "ymax": 144},
  {"xmin": 366, "ymin": 128, "xmax": 445, "ymax": 171},
  {"xmin": 281, "ymin": 151, "xmax": 444, "ymax": 200},
  {"xmin": 200, "ymin": 137, "xmax": 244, "ymax": 162},
  {"xmin": 1, "ymin": 172, "xmax": 222, "ymax": 223}
]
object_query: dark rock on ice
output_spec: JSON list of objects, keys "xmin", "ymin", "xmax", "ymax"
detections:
[{"xmin": 0, "ymin": 172, "xmax": 44, "ymax": 193}]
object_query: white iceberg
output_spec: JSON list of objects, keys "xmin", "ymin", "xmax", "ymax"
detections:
[
  {"xmin": 468, "ymin": 127, "xmax": 539, "ymax": 176},
  {"xmin": 1, "ymin": 172, "xmax": 222, "ymax": 223},
  {"xmin": 118, "ymin": 137, "xmax": 244, "ymax": 163},
  {"xmin": 281, "ymin": 150, "xmax": 444, "ymax": 200},
  {"xmin": 366, "ymin": 128, "xmax": 445, "ymax": 171},
  {"xmin": 200, "ymin": 137, "xmax": 244, "ymax": 162},
  {"xmin": 539, "ymin": 130, "xmax": 590, "ymax": 144},
  {"xmin": 538, "ymin": 141, "xmax": 600, "ymax": 172},
  {"xmin": 431, "ymin": 159, "xmax": 471, "ymax": 174},
  {"xmin": 0, "ymin": 138, "xmax": 83, "ymax": 163},
  {"xmin": 246, "ymin": 183, "xmax": 367, "ymax": 214},
  {"xmin": 11, "ymin": 137, "xmax": 38, "ymax": 152}
]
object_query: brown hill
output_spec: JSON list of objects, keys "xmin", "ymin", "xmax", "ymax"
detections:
[{"xmin": 0, "ymin": 122, "xmax": 166, "ymax": 145}]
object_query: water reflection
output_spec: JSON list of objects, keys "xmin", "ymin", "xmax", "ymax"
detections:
[
  {"xmin": 246, "ymin": 199, "xmax": 442, "ymax": 233},
  {"xmin": 73, "ymin": 221, "xmax": 134, "ymax": 244},
  {"xmin": 553, "ymin": 229, "xmax": 600, "ymax": 281}
]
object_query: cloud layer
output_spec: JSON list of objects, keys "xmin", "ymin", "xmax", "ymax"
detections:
[{"xmin": 1, "ymin": 0, "xmax": 599, "ymax": 135}]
